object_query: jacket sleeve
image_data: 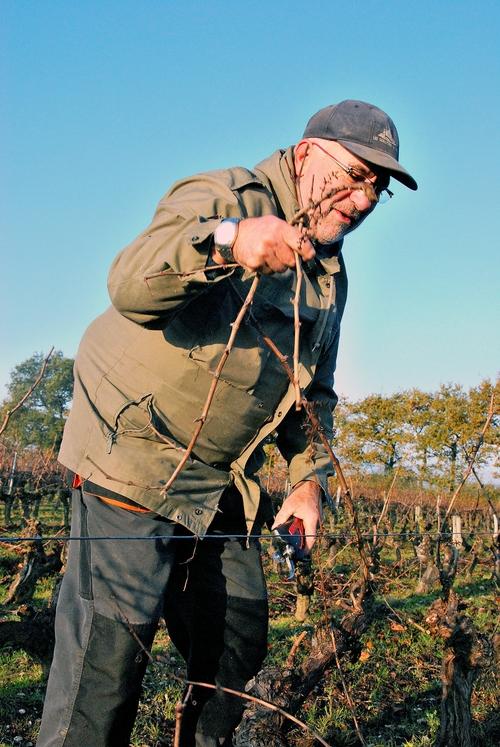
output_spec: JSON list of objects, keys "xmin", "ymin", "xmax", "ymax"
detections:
[
  {"xmin": 275, "ymin": 324, "xmax": 340, "ymax": 495},
  {"xmin": 107, "ymin": 172, "xmax": 249, "ymax": 325}
]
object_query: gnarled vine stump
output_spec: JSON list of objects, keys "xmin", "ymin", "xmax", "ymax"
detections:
[{"xmin": 425, "ymin": 591, "xmax": 490, "ymax": 747}]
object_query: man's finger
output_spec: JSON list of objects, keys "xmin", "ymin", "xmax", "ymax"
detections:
[
  {"xmin": 302, "ymin": 516, "xmax": 319, "ymax": 552},
  {"xmin": 271, "ymin": 507, "xmax": 293, "ymax": 530},
  {"xmin": 281, "ymin": 225, "xmax": 315, "ymax": 261}
]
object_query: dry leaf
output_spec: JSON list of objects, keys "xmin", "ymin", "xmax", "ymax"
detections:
[{"xmin": 389, "ymin": 621, "xmax": 407, "ymax": 632}]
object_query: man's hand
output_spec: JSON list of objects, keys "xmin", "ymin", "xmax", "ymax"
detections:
[
  {"xmin": 271, "ymin": 480, "xmax": 322, "ymax": 553},
  {"xmin": 212, "ymin": 215, "xmax": 315, "ymax": 274}
]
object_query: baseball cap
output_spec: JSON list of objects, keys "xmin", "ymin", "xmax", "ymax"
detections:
[{"xmin": 303, "ymin": 100, "xmax": 417, "ymax": 190}]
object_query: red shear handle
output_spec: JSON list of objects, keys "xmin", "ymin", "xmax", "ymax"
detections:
[{"xmin": 288, "ymin": 517, "xmax": 305, "ymax": 550}]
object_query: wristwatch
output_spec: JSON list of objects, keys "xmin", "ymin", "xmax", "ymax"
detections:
[{"xmin": 213, "ymin": 218, "xmax": 241, "ymax": 263}]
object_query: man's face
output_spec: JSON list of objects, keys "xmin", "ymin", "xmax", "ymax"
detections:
[{"xmin": 294, "ymin": 138, "xmax": 383, "ymax": 245}]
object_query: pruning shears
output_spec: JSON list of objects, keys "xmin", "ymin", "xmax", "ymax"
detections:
[{"xmin": 272, "ymin": 517, "xmax": 308, "ymax": 580}]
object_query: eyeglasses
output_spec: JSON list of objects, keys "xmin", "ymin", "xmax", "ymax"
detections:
[{"xmin": 310, "ymin": 142, "xmax": 394, "ymax": 204}]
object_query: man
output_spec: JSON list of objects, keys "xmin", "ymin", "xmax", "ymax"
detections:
[{"xmin": 37, "ymin": 100, "xmax": 417, "ymax": 747}]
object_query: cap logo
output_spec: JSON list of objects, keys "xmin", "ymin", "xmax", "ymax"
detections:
[{"xmin": 373, "ymin": 126, "xmax": 396, "ymax": 148}]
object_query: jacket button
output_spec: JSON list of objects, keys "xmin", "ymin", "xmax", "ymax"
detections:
[
  {"xmin": 191, "ymin": 235, "xmax": 200, "ymax": 242},
  {"xmin": 176, "ymin": 514, "xmax": 182, "ymax": 521},
  {"xmin": 277, "ymin": 411, "xmax": 282, "ymax": 417},
  {"xmin": 194, "ymin": 508, "xmax": 203, "ymax": 516}
]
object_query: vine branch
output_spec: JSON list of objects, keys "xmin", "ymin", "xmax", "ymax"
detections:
[{"xmin": 0, "ymin": 347, "xmax": 54, "ymax": 438}]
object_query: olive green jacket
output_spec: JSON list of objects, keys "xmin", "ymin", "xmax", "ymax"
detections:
[{"xmin": 58, "ymin": 148, "xmax": 348, "ymax": 535}]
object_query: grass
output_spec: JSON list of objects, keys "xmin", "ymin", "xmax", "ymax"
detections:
[
  {"xmin": 1, "ymin": 499, "xmax": 499, "ymax": 746},
  {"xmin": 0, "ymin": 649, "xmax": 43, "ymax": 747}
]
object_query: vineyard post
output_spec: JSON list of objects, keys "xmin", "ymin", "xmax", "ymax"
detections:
[
  {"xmin": 451, "ymin": 514, "xmax": 463, "ymax": 549},
  {"xmin": 7, "ymin": 451, "xmax": 17, "ymax": 496},
  {"xmin": 492, "ymin": 511, "xmax": 499, "ymax": 542},
  {"xmin": 414, "ymin": 503, "xmax": 423, "ymax": 535}
]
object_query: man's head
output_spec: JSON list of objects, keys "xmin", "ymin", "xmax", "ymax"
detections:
[{"xmin": 294, "ymin": 100, "xmax": 417, "ymax": 245}]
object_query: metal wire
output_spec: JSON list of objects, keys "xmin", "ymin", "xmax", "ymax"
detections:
[{"xmin": 1, "ymin": 530, "xmax": 497, "ymax": 543}]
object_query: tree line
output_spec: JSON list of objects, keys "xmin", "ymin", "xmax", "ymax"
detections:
[{"xmin": 333, "ymin": 379, "xmax": 498, "ymax": 491}]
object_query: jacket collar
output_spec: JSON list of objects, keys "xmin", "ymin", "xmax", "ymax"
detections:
[{"xmin": 253, "ymin": 147, "xmax": 299, "ymax": 224}]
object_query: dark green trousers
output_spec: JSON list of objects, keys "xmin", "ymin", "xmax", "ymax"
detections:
[{"xmin": 37, "ymin": 487, "xmax": 268, "ymax": 747}]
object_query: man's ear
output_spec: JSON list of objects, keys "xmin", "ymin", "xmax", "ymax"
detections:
[{"xmin": 294, "ymin": 139, "xmax": 312, "ymax": 176}]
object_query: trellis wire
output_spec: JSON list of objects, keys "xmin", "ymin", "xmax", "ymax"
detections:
[{"xmin": 1, "ymin": 530, "xmax": 497, "ymax": 543}]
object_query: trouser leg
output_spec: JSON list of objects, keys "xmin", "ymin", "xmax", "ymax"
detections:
[
  {"xmin": 165, "ymin": 488, "xmax": 269, "ymax": 747},
  {"xmin": 37, "ymin": 489, "xmax": 178, "ymax": 747}
]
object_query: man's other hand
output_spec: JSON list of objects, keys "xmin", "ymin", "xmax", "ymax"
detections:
[
  {"xmin": 213, "ymin": 215, "xmax": 315, "ymax": 274},
  {"xmin": 271, "ymin": 480, "xmax": 322, "ymax": 553}
]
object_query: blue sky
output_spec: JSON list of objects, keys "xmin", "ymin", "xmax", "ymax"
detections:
[{"xmin": 1, "ymin": 0, "xmax": 499, "ymax": 402}]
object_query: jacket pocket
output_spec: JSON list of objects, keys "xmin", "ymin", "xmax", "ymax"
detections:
[
  {"xmin": 96, "ymin": 390, "xmax": 155, "ymax": 454},
  {"xmin": 187, "ymin": 338, "xmax": 270, "ymax": 393},
  {"xmin": 180, "ymin": 282, "xmax": 271, "ymax": 392}
]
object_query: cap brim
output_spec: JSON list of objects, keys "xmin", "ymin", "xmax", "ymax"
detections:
[{"xmin": 336, "ymin": 139, "xmax": 418, "ymax": 190}]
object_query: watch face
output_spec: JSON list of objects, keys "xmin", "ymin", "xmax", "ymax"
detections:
[{"xmin": 215, "ymin": 220, "xmax": 238, "ymax": 247}]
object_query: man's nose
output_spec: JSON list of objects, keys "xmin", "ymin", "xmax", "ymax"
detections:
[{"xmin": 349, "ymin": 188, "xmax": 374, "ymax": 212}]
